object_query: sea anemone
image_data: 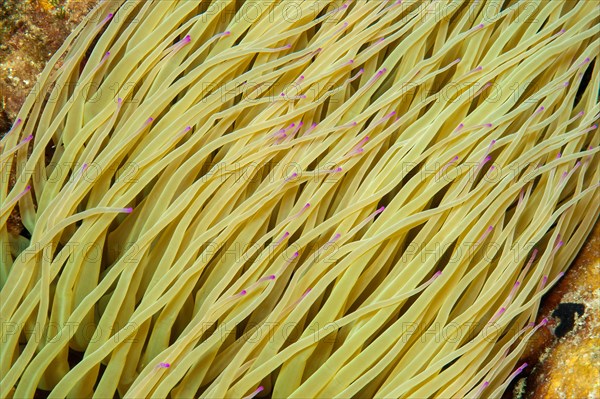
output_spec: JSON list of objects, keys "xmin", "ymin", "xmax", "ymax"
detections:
[{"xmin": 1, "ymin": 0, "xmax": 598, "ymax": 398}]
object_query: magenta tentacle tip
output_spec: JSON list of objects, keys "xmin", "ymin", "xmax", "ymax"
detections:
[
  {"xmin": 518, "ymin": 363, "xmax": 528, "ymax": 371},
  {"xmin": 25, "ymin": 185, "xmax": 31, "ymax": 191},
  {"xmin": 433, "ymin": 270, "xmax": 442, "ymax": 278},
  {"xmin": 285, "ymin": 173, "xmax": 298, "ymax": 181},
  {"xmin": 123, "ymin": 207, "xmax": 133, "ymax": 214},
  {"xmin": 159, "ymin": 362, "xmax": 170, "ymax": 368},
  {"xmin": 239, "ymin": 289, "xmax": 247, "ymax": 295},
  {"xmin": 541, "ymin": 318, "xmax": 548, "ymax": 326}
]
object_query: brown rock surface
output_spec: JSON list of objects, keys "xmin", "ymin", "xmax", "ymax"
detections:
[
  {"xmin": 0, "ymin": 0, "xmax": 98, "ymax": 122},
  {"xmin": 512, "ymin": 221, "xmax": 600, "ymax": 399}
]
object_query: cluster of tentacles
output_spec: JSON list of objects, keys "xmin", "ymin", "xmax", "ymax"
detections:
[{"xmin": 1, "ymin": 1, "xmax": 598, "ymax": 398}]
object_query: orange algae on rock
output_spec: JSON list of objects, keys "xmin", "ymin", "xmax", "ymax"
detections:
[{"xmin": 514, "ymin": 222, "xmax": 600, "ymax": 399}]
